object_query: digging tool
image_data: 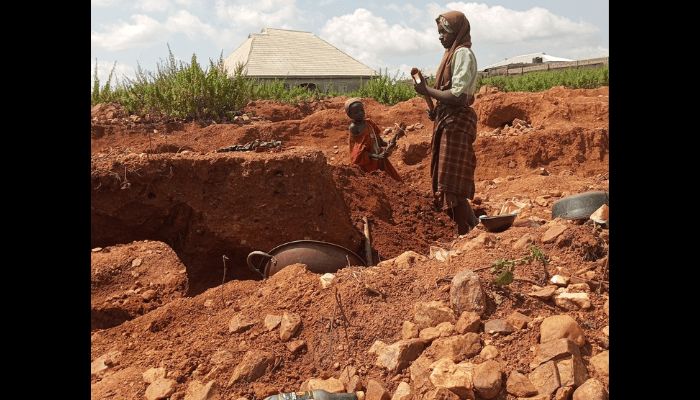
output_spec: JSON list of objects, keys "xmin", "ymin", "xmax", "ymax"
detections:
[
  {"xmin": 411, "ymin": 68, "xmax": 435, "ymax": 120},
  {"xmin": 379, "ymin": 122, "xmax": 406, "ymax": 158}
]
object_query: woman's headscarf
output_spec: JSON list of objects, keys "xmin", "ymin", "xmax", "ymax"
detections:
[{"xmin": 434, "ymin": 11, "xmax": 471, "ymax": 90}]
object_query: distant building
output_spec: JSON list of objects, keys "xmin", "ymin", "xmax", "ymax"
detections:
[
  {"xmin": 481, "ymin": 52, "xmax": 574, "ymax": 72},
  {"xmin": 224, "ymin": 28, "xmax": 376, "ymax": 92}
]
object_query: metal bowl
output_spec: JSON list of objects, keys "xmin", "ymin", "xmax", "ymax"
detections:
[
  {"xmin": 479, "ymin": 213, "xmax": 517, "ymax": 232},
  {"xmin": 247, "ymin": 240, "xmax": 367, "ymax": 278},
  {"xmin": 552, "ymin": 191, "xmax": 609, "ymax": 220}
]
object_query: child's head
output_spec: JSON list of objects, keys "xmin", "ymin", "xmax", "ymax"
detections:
[{"xmin": 344, "ymin": 98, "xmax": 365, "ymax": 122}]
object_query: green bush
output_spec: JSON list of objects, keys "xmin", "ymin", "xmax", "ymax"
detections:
[
  {"xmin": 91, "ymin": 51, "xmax": 440, "ymax": 119},
  {"xmin": 351, "ymin": 68, "xmax": 416, "ymax": 105},
  {"xmin": 478, "ymin": 66, "xmax": 608, "ymax": 92}
]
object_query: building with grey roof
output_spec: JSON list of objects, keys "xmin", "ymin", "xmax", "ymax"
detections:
[{"xmin": 224, "ymin": 28, "xmax": 376, "ymax": 92}]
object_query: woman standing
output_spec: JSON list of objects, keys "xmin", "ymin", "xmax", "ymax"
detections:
[{"xmin": 414, "ymin": 10, "xmax": 479, "ymax": 235}]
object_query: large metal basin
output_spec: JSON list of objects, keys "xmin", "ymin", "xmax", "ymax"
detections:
[
  {"xmin": 247, "ymin": 240, "xmax": 367, "ymax": 278},
  {"xmin": 552, "ymin": 191, "xmax": 609, "ymax": 220}
]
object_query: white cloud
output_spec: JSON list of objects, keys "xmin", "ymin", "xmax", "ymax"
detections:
[
  {"xmin": 558, "ymin": 45, "xmax": 609, "ymax": 61},
  {"xmin": 215, "ymin": 0, "xmax": 300, "ymax": 29},
  {"xmin": 92, "ymin": 14, "xmax": 165, "ymax": 51},
  {"xmin": 90, "ymin": 60, "xmax": 136, "ymax": 87},
  {"xmin": 134, "ymin": 0, "xmax": 171, "ymax": 12},
  {"xmin": 444, "ymin": 2, "xmax": 598, "ymax": 44},
  {"xmin": 165, "ymin": 10, "xmax": 217, "ymax": 39},
  {"xmin": 92, "ymin": 11, "xmax": 219, "ymax": 52},
  {"xmin": 320, "ymin": 8, "xmax": 438, "ymax": 67}
]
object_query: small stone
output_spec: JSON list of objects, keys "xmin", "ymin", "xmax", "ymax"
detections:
[
  {"xmin": 484, "ymin": 319, "xmax": 515, "ymax": 335},
  {"xmin": 141, "ymin": 289, "xmax": 157, "ymax": 301},
  {"xmin": 143, "ymin": 367, "xmax": 167, "ymax": 384},
  {"xmin": 550, "ymin": 275, "xmax": 570, "ymax": 286},
  {"xmin": 286, "ymin": 340, "xmax": 307, "ymax": 354},
  {"xmin": 480, "ymin": 345, "xmax": 499, "ymax": 360},
  {"xmin": 132, "ymin": 258, "xmax": 143, "ymax": 267},
  {"xmin": 506, "ymin": 311, "xmax": 532, "ymax": 330}
]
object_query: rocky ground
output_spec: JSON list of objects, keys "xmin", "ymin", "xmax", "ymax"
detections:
[{"xmin": 91, "ymin": 85, "xmax": 609, "ymax": 400}]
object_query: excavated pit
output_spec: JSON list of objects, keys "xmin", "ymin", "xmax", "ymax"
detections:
[{"xmin": 91, "ymin": 148, "xmax": 362, "ymax": 295}]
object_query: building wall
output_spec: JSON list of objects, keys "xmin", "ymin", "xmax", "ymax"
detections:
[{"xmin": 253, "ymin": 77, "xmax": 373, "ymax": 93}]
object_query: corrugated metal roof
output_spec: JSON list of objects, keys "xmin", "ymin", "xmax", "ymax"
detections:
[
  {"xmin": 482, "ymin": 52, "xmax": 574, "ymax": 70},
  {"xmin": 224, "ymin": 28, "xmax": 376, "ymax": 78}
]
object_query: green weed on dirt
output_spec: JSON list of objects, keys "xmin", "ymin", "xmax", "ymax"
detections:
[{"xmin": 478, "ymin": 66, "xmax": 608, "ymax": 92}]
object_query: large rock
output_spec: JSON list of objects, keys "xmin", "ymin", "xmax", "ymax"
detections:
[
  {"xmin": 229, "ymin": 314, "xmax": 256, "ymax": 333},
  {"xmin": 145, "ymin": 378, "xmax": 177, "ymax": 400},
  {"xmin": 307, "ymin": 378, "xmax": 344, "ymax": 393},
  {"xmin": 420, "ymin": 322, "xmax": 454, "ymax": 341},
  {"xmin": 528, "ymin": 285, "xmax": 558, "ymax": 300},
  {"xmin": 540, "ymin": 315, "xmax": 586, "ymax": 346},
  {"xmin": 507, "ymin": 311, "xmax": 532, "ymax": 330},
  {"xmin": 572, "ymin": 379, "xmax": 608, "ymax": 400},
  {"xmin": 530, "ymin": 338, "xmax": 581, "ymax": 369},
  {"xmin": 402, "ymin": 320, "xmax": 419, "ymax": 339},
  {"xmin": 280, "ymin": 312, "xmax": 302, "ymax": 341},
  {"xmin": 366, "ymin": 379, "xmax": 391, "ymax": 400},
  {"xmin": 506, "ymin": 371, "xmax": 538, "ymax": 397},
  {"xmin": 377, "ymin": 251, "xmax": 428, "ymax": 269},
  {"xmin": 429, "ymin": 358, "xmax": 475, "ymax": 399},
  {"xmin": 589, "ymin": 351, "xmax": 609, "ymax": 377},
  {"xmin": 424, "ymin": 388, "xmax": 461, "ymax": 400},
  {"xmin": 484, "ymin": 319, "xmax": 515, "ymax": 335},
  {"xmin": 472, "ymin": 360, "xmax": 503, "ymax": 399},
  {"xmin": 555, "ymin": 292, "xmax": 592, "ymax": 310},
  {"xmin": 542, "ymin": 224, "xmax": 568, "ymax": 243},
  {"xmin": 528, "ymin": 361, "xmax": 561, "ymax": 396},
  {"xmin": 228, "ymin": 350, "xmax": 274, "ymax": 385},
  {"xmin": 513, "ymin": 233, "xmax": 537, "ymax": 250},
  {"xmin": 429, "ymin": 333, "xmax": 482, "ymax": 362},
  {"xmin": 414, "ymin": 301, "xmax": 456, "ymax": 329},
  {"xmin": 142, "ymin": 367, "xmax": 166, "ymax": 383},
  {"xmin": 391, "ymin": 381, "xmax": 411, "ymax": 400},
  {"xmin": 91, "ymin": 351, "xmax": 122, "ymax": 376},
  {"xmin": 338, "ymin": 366, "xmax": 361, "ymax": 392},
  {"xmin": 479, "ymin": 345, "xmax": 499, "ymax": 360},
  {"xmin": 450, "ymin": 270, "xmax": 487, "ymax": 316},
  {"xmin": 184, "ymin": 380, "xmax": 218, "ymax": 400},
  {"xmin": 555, "ymin": 356, "xmax": 589, "ymax": 387},
  {"xmin": 375, "ymin": 339, "xmax": 426, "ymax": 372},
  {"xmin": 554, "ymin": 386, "xmax": 574, "ymax": 400},
  {"xmin": 409, "ymin": 354, "xmax": 435, "ymax": 397},
  {"xmin": 455, "ymin": 311, "xmax": 481, "ymax": 334},
  {"xmin": 264, "ymin": 314, "xmax": 282, "ymax": 331}
]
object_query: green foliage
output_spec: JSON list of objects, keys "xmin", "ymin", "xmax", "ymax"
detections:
[
  {"xmin": 351, "ymin": 68, "xmax": 417, "ymax": 105},
  {"xmin": 478, "ymin": 66, "xmax": 608, "ymax": 92},
  {"xmin": 491, "ymin": 259, "xmax": 516, "ymax": 286},
  {"xmin": 91, "ymin": 49, "xmax": 423, "ymax": 120},
  {"xmin": 490, "ymin": 245, "xmax": 549, "ymax": 286}
]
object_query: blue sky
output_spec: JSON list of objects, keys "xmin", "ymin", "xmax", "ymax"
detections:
[{"xmin": 91, "ymin": 0, "xmax": 608, "ymax": 85}]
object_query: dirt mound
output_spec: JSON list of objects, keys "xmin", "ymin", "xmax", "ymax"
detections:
[
  {"xmin": 332, "ymin": 165, "xmax": 457, "ymax": 261},
  {"xmin": 92, "ymin": 102, "xmax": 129, "ymax": 121},
  {"xmin": 91, "ymin": 240, "xmax": 188, "ymax": 330},
  {"xmin": 91, "ymin": 219, "xmax": 610, "ymax": 399},
  {"xmin": 91, "ymin": 86, "xmax": 609, "ymax": 399},
  {"xmin": 91, "ymin": 148, "xmax": 361, "ymax": 295},
  {"xmin": 474, "ymin": 86, "xmax": 609, "ymax": 131},
  {"xmin": 243, "ymin": 100, "xmax": 312, "ymax": 122}
]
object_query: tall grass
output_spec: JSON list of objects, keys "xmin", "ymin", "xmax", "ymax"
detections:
[
  {"xmin": 478, "ymin": 66, "xmax": 608, "ymax": 92},
  {"xmin": 351, "ymin": 68, "xmax": 416, "ymax": 105}
]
